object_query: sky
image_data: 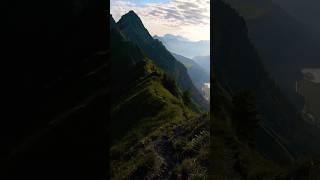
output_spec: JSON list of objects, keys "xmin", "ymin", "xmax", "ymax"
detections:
[{"xmin": 110, "ymin": 0, "xmax": 210, "ymax": 41}]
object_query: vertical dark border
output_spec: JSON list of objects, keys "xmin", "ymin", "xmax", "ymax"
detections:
[
  {"xmin": 106, "ymin": 0, "xmax": 111, "ymax": 179},
  {"xmin": 3, "ymin": 0, "xmax": 110, "ymax": 179}
]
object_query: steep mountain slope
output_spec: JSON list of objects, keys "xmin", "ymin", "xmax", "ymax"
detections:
[
  {"xmin": 211, "ymin": 1, "xmax": 320, "ymax": 179},
  {"xmin": 110, "ymin": 16, "xmax": 209, "ymax": 179},
  {"xmin": 116, "ymin": 11, "xmax": 209, "ymax": 111},
  {"xmin": 193, "ymin": 55, "xmax": 211, "ymax": 75},
  {"xmin": 223, "ymin": 0, "xmax": 320, "ymax": 109},
  {"xmin": 171, "ymin": 53, "xmax": 209, "ymax": 92},
  {"xmin": 154, "ymin": 34, "xmax": 210, "ymax": 59},
  {"xmin": 215, "ymin": 0, "xmax": 320, "ymax": 167}
]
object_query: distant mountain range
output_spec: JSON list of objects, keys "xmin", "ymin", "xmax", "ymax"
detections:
[
  {"xmin": 154, "ymin": 34, "xmax": 210, "ymax": 79},
  {"xmin": 157, "ymin": 34, "xmax": 190, "ymax": 42},
  {"xmin": 154, "ymin": 34, "xmax": 210, "ymax": 59}
]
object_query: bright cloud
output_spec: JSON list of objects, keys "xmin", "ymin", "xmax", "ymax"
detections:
[{"xmin": 110, "ymin": 0, "xmax": 210, "ymax": 41}]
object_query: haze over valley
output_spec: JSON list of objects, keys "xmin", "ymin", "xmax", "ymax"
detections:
[{"xmin": 154, "ymin": 34, "xmax": 210, "ymax": 99}]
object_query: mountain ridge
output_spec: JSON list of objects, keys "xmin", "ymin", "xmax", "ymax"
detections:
[
  {"xmin": 116, "ymin": 11, "xmax": 209, "ymax": 111},
  {"xmin": 110, "ymin": 14, "xmax": 209, "ymax": 179}
]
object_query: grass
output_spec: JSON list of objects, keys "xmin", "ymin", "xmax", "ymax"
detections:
[{"xmin": 110, "ymin": 57, "xmax": 211, "ymax": 179}]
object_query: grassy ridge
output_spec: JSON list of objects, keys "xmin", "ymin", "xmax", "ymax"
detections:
[
  {"xmin": 110, "ymin": 22, "xmax": 209, "ymax": 178},
  {"xmin": 110, "ymin": 58, "xmax": 209, "ymax": 179}
]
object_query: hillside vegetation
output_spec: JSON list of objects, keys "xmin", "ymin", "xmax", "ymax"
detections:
[{"xmin": 110, "ymin": 14, "xmax": 209, "ymax": 179}]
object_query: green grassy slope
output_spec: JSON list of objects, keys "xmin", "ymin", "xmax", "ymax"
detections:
[
  {"xmin": 116, "ymin": 11, "xmax": 209, "ymax": 111},
  {"xmin": 110, "ymin": 15, "xmax": 209, "ymax": 179},
  {"xmin": 110, "ymin": 71, "xmax": 210, "ymax": 178}
]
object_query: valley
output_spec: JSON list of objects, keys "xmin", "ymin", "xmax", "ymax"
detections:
[
  {"xmin": 202, "ymin": 83, "xmax": 210, "ymax": 101},
  {"xmin": 155, "ymin": 37, "xmax": 211, "ymax": 102}
]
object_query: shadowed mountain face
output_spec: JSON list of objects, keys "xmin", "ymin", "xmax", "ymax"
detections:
[
  {"xmin": 154, "ymin": 34, "xmax": 210, "ymax": 59},
  {"xmin": 215, "ymin": 0, "xmax": 320, "ymax": 165},
  {"xmin": 211, "ymin": 0, "xmax": 320, "ymax": 178},
  {"xmin": 223, "ymin": 0, "xmax": 320, "ymax": 110},
  {"xmin": 116, "ymin": 11, "xmax": 209, "ymax": 111},
  {"xmin": 211, "ymin": 1, "xmax": 288, "ymax": 178}
]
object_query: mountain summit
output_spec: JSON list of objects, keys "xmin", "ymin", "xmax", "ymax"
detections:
[
  {"xmin": 118, "ymin": 10, "xmax": 154, "ymax": 42},
  {"xmin": 120, "ymin": 10, "xmax": 141, "ymax": 24}
]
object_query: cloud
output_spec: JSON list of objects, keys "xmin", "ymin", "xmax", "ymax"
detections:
[{"xmin": 110, "ymin": 0, "xmax": 210, "ymax": 41}]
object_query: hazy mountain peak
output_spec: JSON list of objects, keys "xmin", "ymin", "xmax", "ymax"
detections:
[{"xmin": 163, "ymin": 34, "xmax": 190, "ymax": 42}]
